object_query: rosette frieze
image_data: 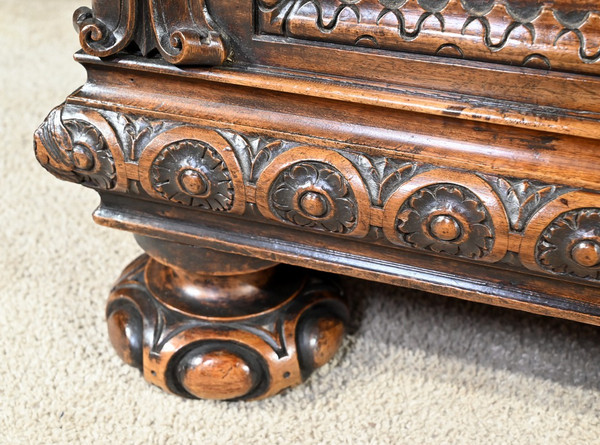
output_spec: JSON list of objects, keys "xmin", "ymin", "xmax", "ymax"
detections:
[{"xmin": 34, "ymin": 104, "xmax": 600, "ymax": 285}]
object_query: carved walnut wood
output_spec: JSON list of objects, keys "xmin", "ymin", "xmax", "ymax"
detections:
[
  {"xmin": 36, "ymin": 102, "xmax": 600, "ymax": 283},
  {"xmin": 257, "ymin": 0, "xmax": 600, "ymax": 74},
  {"xmin": 73, "ymin": 0, "xmax": 228, "ymax": 65},
  {"xmin": 34, "ymin": 0, "xmax": 600, "ymax": 400},
  {"xmin": 107, "ymin": 238, "xmax": 347, "ymax": 400}
]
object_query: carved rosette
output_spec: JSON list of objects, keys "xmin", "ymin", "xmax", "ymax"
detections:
[
  {"xmin": 139, "ymin": 127, "xmax": 246, "ymax": 214},
  {"xmin": 395, "ymin": 184, "xmax": 494, "ymax": 258},
  {"xmin": 520, "ymin": 191, "xmax": 600, "ymax": 282},
  {"xmin": 383, "ymin": 171, "xmax": 509, "ymax": 262},
  {"xmin": 536, "ymin": 209, "xmax": 600, "ymax": 281},
  {"xmin": 270, "ymin": 162, "xmax": 358, "ymax": 233},
  {"xmin": 107, "ymin": 255, "xmax": 348, "ymax": 400},
  {"xmin": 34, "ymin": 107, "xmax": 117, "ymax": 189},
  {"xmin": 150, "ymin": 140, "xmax": 234, "ymax": 211},
  {"xmin": 255, "ymin": 147, "xmax": 372, "ymax": 237}
]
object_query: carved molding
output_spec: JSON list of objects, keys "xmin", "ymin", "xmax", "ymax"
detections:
[
  {"xmin": 35, "ymin": 104, "xmax": 600, "ymax": 284},
  {"xmin": 256, "ymin": 0, "xmax": 600, "ymax": 74},
  {"xmin": 73, "ymin": 0, "xmax": 228, "ymax": 65}
]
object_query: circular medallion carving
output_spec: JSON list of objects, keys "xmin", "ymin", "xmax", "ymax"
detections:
[
  {"xmin": 269, "ymin": 161, "xmax": 359, "ymax": 234},
  {"xmin": 383, "ymin": 171, "xmax": 508, "ymax": 263},
  {"xmin": 35, "ymin": 107, "xmax": 118, "ymax": 189},
  {"xmin": 536, "ymin": 208, "xmax": 600, "ymax": 280},
  {"xmin": 395, "ymin": 184, "xmax": 494, "ymax": 259},
  {"xmin": 150, "ymin": 140, "xmax": 234, "ymax": 211},
  {"xmin": 64, "ymin": 120, "xmax": 116, "ymax": 188}
]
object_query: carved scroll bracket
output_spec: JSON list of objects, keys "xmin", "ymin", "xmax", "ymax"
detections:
[{"xmin": 73, "ymin": 0, "xmax": 228, "ymax": 65}]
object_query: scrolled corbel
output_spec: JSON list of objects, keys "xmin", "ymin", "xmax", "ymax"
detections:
[
  {"xmin": 72, "ymin": 0, "xmax": 137, "ymax": 58},
  {"xmin": 148, "ymin": 0, "xmax": 227, "ymax": 65},
  {"xmin": 72, "ymin": 0, "xmax": 228, "ymax": 66}
]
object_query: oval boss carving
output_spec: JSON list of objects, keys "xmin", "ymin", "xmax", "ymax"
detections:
[{"xmin": 106, "ymin": 255, "xmax": 348, "ymax": 401}]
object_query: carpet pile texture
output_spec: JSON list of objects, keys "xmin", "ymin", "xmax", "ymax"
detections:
[{"xmin": 1, "ymin": 1, "xmax": 599, "ymax": 443}]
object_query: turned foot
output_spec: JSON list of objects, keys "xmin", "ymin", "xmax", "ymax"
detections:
[{"xmin": 106, "ymin": 236, "xmax": 348, "ymax": 401}]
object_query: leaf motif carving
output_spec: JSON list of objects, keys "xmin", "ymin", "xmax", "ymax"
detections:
[{"xmin": 486, "ymin": 176, "xmax": 565, "ymax": 231}]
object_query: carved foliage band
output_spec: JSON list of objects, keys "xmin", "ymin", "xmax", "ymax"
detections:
[
  {"xmin": 257, "ymin": 0, "xmax": 600, "ymax": 74},
  {"xmin": 73, "ymin": 0, "xmax": 228, "ymax": 65},
  {"xmin": 35, "ymin": 105, "xmax": 600, "ymax": 284}
]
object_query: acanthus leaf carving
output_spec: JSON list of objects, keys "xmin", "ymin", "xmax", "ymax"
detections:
[
  {"xmin": 376, "ymin": 157, "xmax": 420, "ymax": 206},
  {"xmin": 121, "ymin": 114, "xmax": 166, "ymax": 161},
  {"xmin": 218, "ymin": 130, "xmax": 296, "ymax": 183},
  {"xmin": 484, "ymin": 176, "xmax": 569, "ymax": 231}
]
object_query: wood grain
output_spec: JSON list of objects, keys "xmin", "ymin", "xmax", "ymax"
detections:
[{"xmin": 33, "ymin": 0, "xmax": 600, "ymax": 400}]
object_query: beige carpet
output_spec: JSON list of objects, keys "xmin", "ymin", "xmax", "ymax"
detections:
[{"xmin": 2, "ymin": 1, "xmax": 600, "ymax": 443}]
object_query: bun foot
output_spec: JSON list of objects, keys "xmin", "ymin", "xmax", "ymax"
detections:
[{"xmin": 106, "ymin": 237, "xmax": 348, "ymax": 401}]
